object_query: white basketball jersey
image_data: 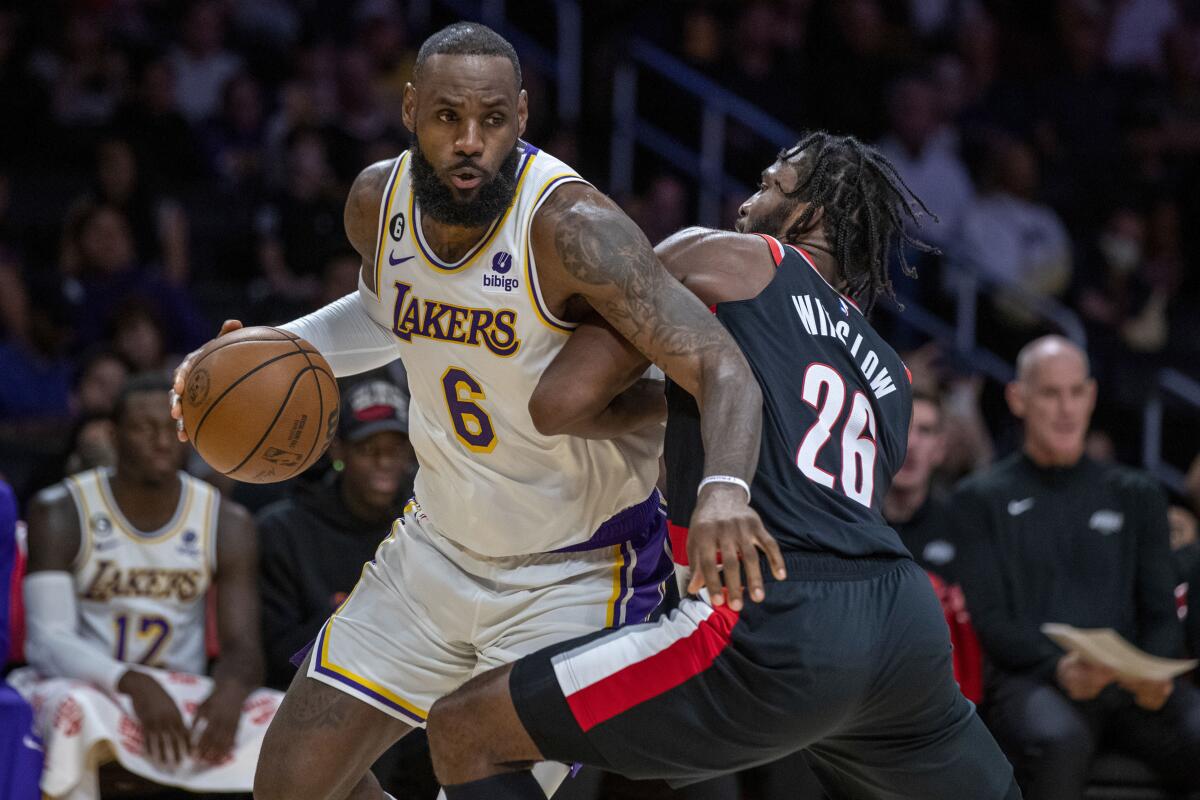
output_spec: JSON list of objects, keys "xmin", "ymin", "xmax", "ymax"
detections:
[
  {"xmin": 65, "ymin": 468, "xmax": 218, "ymax": 675},
  {"xmin": 359, "ymin": 142, "xmax": 662, "ymax": 557}
]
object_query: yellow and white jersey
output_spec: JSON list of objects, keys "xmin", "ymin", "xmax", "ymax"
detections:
[
  {"xmin": 64, "ymin": 468, "xmax": 218, "ymax": 675},
  {"xmin": 359, "ymin": 142, "xmax": 661, "ymax": 557}
]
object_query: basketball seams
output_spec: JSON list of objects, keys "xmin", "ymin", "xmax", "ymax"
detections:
[
  {"xmin": 224, "ymin": 365, "xmax": 321, "ymax": 476},
  {"xmin": 291, "ymin": 339, "xmax": 327, "ymax": 479},
  {"xmin": 188, "ymin": 328, "xmax": 299, "ymax": 374},
  {"xmin": 190, "ymin": 349, "xmax": 312, "ymax": 446}
]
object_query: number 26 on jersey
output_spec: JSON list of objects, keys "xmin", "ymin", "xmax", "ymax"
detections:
[{"xmin": 796, "ymin": 363, "xmax": 877, "ymax": 507}]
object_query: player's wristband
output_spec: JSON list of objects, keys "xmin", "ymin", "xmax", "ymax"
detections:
[{"xmin": 697, "ymin": 475, "xmax": 751, "ymax": 502}]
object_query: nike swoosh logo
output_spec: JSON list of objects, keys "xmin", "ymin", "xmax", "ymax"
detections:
[
  {"xmin": 1007, "ymin": 498, "xmax": 1035, "ymax": 516},
  {"xmin": 389, "ymin": 254, "xmax": 415, "ymax": 266},
  {"xmin": 23, "ymin": 735, "xmax": 42, "ymax": 751}
]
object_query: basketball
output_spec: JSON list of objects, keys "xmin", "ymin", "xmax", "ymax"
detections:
[{"xmin": 180, "ymin": 327, "xmax": 340, "ymax": 484}]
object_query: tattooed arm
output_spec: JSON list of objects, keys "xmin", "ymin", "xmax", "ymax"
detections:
[{"xmin": 532, "ymin": 187, "xmax": 785, "ymax": 606}]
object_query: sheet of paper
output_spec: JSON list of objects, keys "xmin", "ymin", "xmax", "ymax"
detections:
[{"xmin": 1041, "ymin": 623, "xmax": 1199, "ymax": 682}]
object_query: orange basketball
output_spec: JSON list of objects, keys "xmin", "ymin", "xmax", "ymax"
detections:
[{"xmin": 180, "ymin": 327, "xmax": 340, "ymax": 483}]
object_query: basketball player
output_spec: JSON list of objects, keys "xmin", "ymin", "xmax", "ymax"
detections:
[
  {"xmin": 422, "ymin": 134, "xmax": 1022, "ymax": 800},
  {"xmin": 169, "ymin": 23, "xmax": 777, "ymax": 800},
  {"xmin": 24, "ymin": 373, "xmax": 262, "ymax": 769}
]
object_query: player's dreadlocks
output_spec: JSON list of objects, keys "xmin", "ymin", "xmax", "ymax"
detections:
[{"xmin": 778, "ymin": 132, "xmax": 937, "ymax": 312}]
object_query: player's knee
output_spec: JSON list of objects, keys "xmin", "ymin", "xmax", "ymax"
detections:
[{"xmin": 427, "ymin": 691, "xmax": 486, "ymax": 783}]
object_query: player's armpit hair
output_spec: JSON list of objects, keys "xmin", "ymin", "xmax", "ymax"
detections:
[{"xmin": 780, "ymin": 133, "xmax": 938, "ymax": 313}]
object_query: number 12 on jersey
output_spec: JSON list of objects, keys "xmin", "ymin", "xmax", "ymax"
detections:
[
  {"xmin": 796, "ymin": 363, "xmax": 877, "ymax": 507},
  {"xmin": 441, "ymin": 367, "xmax": 497, "ymax": 452}
]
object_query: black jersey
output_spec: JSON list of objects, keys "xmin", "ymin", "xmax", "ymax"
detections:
[{"xmin": 665, "ymin": 235, "xmax": 912, "ymax": 558}]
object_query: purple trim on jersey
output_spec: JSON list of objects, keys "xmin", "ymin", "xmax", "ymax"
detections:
[
  {"xmin": 554, "ymin": 491, "xmax": 662, "ymax": 553},
  {"xmin": 310, "ymin": 626, "xmax": 426, "ymax": 724},
  {"xmin": 526, "ymin": 173, "xmax": 581, "ymax": 332},
  {"xmin": 289, "ymin": 638, "xmax": 315, "ymax": 669},
  {"xmin": 412, "ymin": 147, "xmax": 537, "ymax": 272}
]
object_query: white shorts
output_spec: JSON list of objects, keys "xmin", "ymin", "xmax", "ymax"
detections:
[{"xmin": 305, "ymin": 493, "xmax": 671, "ymax": 725}]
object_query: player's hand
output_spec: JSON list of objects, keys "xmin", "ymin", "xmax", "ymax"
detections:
[
  {"xmin": 192, "ymin": 683, "xmax": 246, "ymax": 763},
  {"xmin": 1055, "ymin": 651, "xmax": 1117, "ymax": 702},
  {"xmin": 686, "ymin": 483, "xmax": 786, "ymax": 611},
  {"xmin": 1119, "ymin": 677, "xmax": 1174, "ymax": 711},
  {"xmin": 118, "ymin": 670, "xmax": 191, "ymax": 768},
  {"xmin": 171, "ymin": 319, "xmax": 243, "ymax": 441}
]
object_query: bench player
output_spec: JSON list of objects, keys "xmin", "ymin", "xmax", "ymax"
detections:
[
  {"xmin": 423, "ymin": 134, "xmax": 1022, "ymax": 800},
  {"xmin": 170, "ymin": 23, "xmax": 778, "ymax": 800}
]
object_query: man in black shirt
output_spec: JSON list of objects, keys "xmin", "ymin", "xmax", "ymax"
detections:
[
  {"xmin": 954, "ymin": 336, "xmax": 1200, "ymax": 799},
  {"xmin": 256, "ymin": 378, "xmax": 430, "ymax": 797},
  {"xmin": 885, "ymin": 386, "xmax": 957, "ymax": 582}
]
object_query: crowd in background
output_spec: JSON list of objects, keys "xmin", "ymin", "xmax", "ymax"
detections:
[{"xmin": 1, "ymin": 0, "xmax": 1200, "ymax": 798}]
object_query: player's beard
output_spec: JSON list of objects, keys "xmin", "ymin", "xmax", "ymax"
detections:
[
  {"xmin": 747, "ymin": 200, "xmax": 801, "ymax": 242},
  {"xmin": 410, "ymin": 136, "xmax": 521, "ymax": 228}
]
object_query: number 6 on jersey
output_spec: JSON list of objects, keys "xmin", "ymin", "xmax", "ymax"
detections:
[{"xmin": 442, "ymin": 367, "xmax": 497, "ymax": 452}]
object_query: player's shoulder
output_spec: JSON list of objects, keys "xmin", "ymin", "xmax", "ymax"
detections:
[{"xmin": 29, "ymin": 481, "xmax": 74, "ymax": 515}]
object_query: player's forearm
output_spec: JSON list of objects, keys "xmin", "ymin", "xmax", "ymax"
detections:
[
  {"xmin": 697, "ymin": 350, "xmax": 763, "ymax": 484},
  {"xmin": 211, "ymin": 638, "xmax": 264, "ymax": 693},
  {"xmin": 546, "ymin": 379, "xmax": 666, "ymax": 439},
  {"xmin": 23, "ymin": 571, "xmax": 129, "ymax": 692},
  {"xmin": 280, "ymin": 290, "xmax": 399, "ymax": 378}
]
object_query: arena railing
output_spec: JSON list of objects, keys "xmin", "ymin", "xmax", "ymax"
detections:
[
  {"xmin": 1142, "ymin": 368, "xmax": 1200, "ymax": 494},
  {"xmin": 407, "ymin": 0, "xmax": 582, "ymax": 124}
]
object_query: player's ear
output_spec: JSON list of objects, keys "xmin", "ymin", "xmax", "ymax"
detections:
[
  {"xmin": 402, "ymin": 83, "xmax": 417, "ymax": 133},
  {"xmin": 1004, "ymin": 381, "xmax": 1026, "ymax": 420},
  {"xmin": 517, "ymin": 89, "xmax": 528, "ymax": 137},
  {"xmin": 1083, "ymin": 377, "xmax": 1098, "ymax": 416}
]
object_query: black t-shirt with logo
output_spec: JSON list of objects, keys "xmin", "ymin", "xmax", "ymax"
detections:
[
  {"xmin": 952, "ymin": 452, "xmax": 1184, "ymax": 682},
  {"xmin": 893, "ymin": 492, "xmax": 958, "ymax": 583},
  {"xmin": 665, "ymin": 237, "xmax": 913, "ymax": 558}
]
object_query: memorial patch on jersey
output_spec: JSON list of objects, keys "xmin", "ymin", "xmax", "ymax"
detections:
[{"xmin": 391, "ymin": 280, "xmax": 520, "ymax": 356}]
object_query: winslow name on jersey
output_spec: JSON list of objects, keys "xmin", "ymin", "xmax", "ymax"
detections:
[{"xmin": 666, "ymin": 235, "xmax": 913, "ymax": 558}]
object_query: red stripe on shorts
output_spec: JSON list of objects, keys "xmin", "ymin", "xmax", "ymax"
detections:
[{"xmin": 564, "ymin": 604, "xmax": 739, "ymax": 731}]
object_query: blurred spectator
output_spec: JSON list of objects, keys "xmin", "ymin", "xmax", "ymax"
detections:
[
  {"xmin": 956, "ymin": 135, "xmax": 1072, "ymax": 329},
  {"xmin": 0, "ymin": 10, "xmax": 49, "ymax": 169},
  {"xmin": 0, "ymin": 282, "xmax": 74, "ymax": 421},
  {"xmin": 111, "ymin": 56, "xmax": 204, "ymax": 188},
  {"xmin": 357, "ymin": 0, "xmax": 416, "ymax": 124},
  {"xmin": 884, "ymin": 386, "xmax": 956, "ymax": 581},
  {"xmin": 955, "ymin": 336, "xmax": 1200, "ymax": 799},
  {"xmin": 202, "ymin": 72, "xmax": 268, "ymax": 190},
  {"xmin": 169, "ymin": 0, "xmax": 243, "ymax": 125},
  {"xmin": 629, "ymin": 174, "xmax": 689, "ymax": 247},
  {"xmin": 1170, "ymin": 505, "xmax": 1199, "ymax": 579},
  {"xmin": 1127, "ymin": 24, "xmax": 1200, "ymax": 176},
  {"xmin": 256, "ymin": 379, "xmax": 425, "ymax": 796},
  {"xmin": 876, "ymin": 73, "xmax": 976, "ymax": 250},
  {"xmin": 1107, "ymin": 0, "xmax": 1180, "ymax": 74},
  {"xmin": 254, "ymin": 129, "xmax": 345, "ymax": 304},
  {"xmin": 21, "ymin": 412, "xmax": 118, "ymax": 507},
  {"xmin": 59, "ymin": 202, "xmax": 208, "ymax": 353},
  {"xmin": 0, "ymin": 478, "xmax": 42, "ymax": 799},
  {"xmin": 29, "ymin": 10, "xmax": 127, "ymax": 129},
  {"xmin": 108, "ymin": 302, "xmax": 173, "ymax": 373},
  {"xmin": 90, "ymin": 137, "xmax": 190, "ymax": 285},
  {"xmin": 679, "ymin": 7, "xmax": 722, "ymax": 74},
  {"xmin": 71, "ymin": 348, "xmax": 130, "ymax": 418}
]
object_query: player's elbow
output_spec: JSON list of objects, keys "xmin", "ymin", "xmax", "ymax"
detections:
[{"xmin": 528, "ymin": 383, "xmax": 586, "ymax": 437}]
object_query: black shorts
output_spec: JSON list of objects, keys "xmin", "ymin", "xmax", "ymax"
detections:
[{"xmin": 510, "ymin": 553, "xmax": 1020, "ymax": 800}]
